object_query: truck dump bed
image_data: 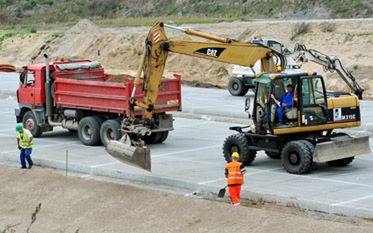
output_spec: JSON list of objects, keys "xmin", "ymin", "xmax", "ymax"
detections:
[{"xmin": 52, "ymin": 61, "xmax": 182, "ymax": 116}]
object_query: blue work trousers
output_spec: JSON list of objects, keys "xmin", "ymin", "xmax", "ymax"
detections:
[
  {"xmin": 20, "ymin": 148, "xmax": 33, "ymax": 168},
  {"xmin": 276, "ymin": 106, "xmax": 290, "ymax": 124}
]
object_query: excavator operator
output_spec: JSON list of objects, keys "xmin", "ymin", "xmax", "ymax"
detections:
[{"xmin": 271, "ymin": 84, "xmax": 294, "ymax": 124}]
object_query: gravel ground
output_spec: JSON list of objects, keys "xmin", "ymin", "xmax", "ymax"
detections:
[{"xmin": 1, "ymin": 164, "xmax": 373, "ymax": 233}]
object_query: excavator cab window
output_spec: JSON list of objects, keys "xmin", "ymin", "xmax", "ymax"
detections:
[
  {"xmin": 300, "ymin": 76, "xmax": 328, "ymax": 126},
  {"xmin": 254, "ymin": 82, "xmax": 269, "ymax": 123},
  {"xmin": 267, "ymin": 41, "xmax": 283, "ymax": 54},
  {"xmin": 270, "ymin": 76, "xmax": 299, "ymax": 128}
]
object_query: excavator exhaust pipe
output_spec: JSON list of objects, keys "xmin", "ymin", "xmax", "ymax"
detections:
[
  {"xmin": 106, "ymin": 140, "xmax": 151, "ymax": 171},
  {"xmin": 313, "ymin": 134, "xmax": 371, "ymax": 163}
]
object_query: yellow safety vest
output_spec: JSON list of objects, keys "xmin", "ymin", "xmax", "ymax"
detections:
[{"xmin": 17, "ymin": 130, "xmax": 33, "ymax": 149}]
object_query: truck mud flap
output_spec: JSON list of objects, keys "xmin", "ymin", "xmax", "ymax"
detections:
[
  {"xmin": 313, "ymin": 135, "xmax": 371, "ymax": 163},
  {"xmin": 106, "ymin": 141, "xmax": 151, "ymax": 171}
]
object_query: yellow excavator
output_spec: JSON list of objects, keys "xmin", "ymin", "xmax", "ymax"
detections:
[{"xmin": 106, "ymin": 22, "xmax": 370, "ymax": 174}]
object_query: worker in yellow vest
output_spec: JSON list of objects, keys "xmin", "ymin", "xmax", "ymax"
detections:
[
  {"xmin": 16, "ymin": 123, "xmax": 34, "ymax": 169},
  {"xmin": 225, "ymin": 152, "xmax": 246, "ymax": 206}
]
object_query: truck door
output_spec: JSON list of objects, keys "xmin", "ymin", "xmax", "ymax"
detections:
[
  {"xmin": 18, "ymin": 71, "xmax": 36, "ymax": 106},
  {"xmin": 300, "ymin": 76, "xmax": 328, "ymax": 126}
]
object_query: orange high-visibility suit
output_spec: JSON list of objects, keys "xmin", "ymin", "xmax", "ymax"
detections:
[{"xmin": 225, "ymin": 161, "xmax": 246, "ymax": 205}]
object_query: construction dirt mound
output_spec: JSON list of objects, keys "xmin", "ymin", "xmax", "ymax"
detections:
[
  {"xmin": 0, "ymin": 19, "xmax": 372, "ymax": 98},
  {"xmin": 67, "ymin": 19, "xmax": 100, "ymax": 34}
]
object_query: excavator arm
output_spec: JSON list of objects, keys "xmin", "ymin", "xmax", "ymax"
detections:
[
  {"xmin": 291, "ymin": 43, "xmax": 364, "ymax": 99},
  {"xmin": 106, "ymin": 22, "xmax": 285, "ymax": 171},
  {"xmin": 131, "ymin": 22, "xmax": 284, "ymax": 122}
]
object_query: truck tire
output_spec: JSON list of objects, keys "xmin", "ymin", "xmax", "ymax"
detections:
[
  {"xmin": 265, "ymin": 151, "xmax": 281, "ymax": 159},
  {"xmin": 281, "ymin": 140, "xmax": 313, "ymax": 174},
  {"xmin": 326, "ymin": 157, "xmax": 354, "ymax": 167},
  {"xmin": 228, "ymin": 77, "xmax": 249, "ymax": 96},
  {"xmin": 100, "ymin": 119, "xmax": 122, "ymax": 147},
  {"xmin": 23, "ymin": 111, "xmax": 42, "ymax": 137},
  {"xmin": 78, "ymin": 116, "xmax": 101, "ymax": 146},
  {"xmin": 223, "ymin": 133, "xmax": 256, "ymax": 166}
]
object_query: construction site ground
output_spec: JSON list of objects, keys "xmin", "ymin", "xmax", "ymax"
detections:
[
  {"xmin": 1, "ymin": 72, "xmax": 373, "ymax": 227},
  {"xmin": 2, "ymin": 164, "xmax": 373, "ymax": 233}
]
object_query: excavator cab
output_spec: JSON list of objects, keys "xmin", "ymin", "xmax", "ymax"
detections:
[
  {"xmin": 252, "ymin": 72, "xmax": 332, "ymax": 131},
  {"xmin": 238, "ymin": 72, "xmax": 370, "ymax": 173}
]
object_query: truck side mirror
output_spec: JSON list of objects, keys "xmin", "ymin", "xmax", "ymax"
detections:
[{"xmin": 245, "ymin": 97, "xmax": 253, "ymax": 119}]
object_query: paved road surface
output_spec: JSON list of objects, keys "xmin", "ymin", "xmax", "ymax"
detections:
[{"xmin": 1, "ymin": 72, "xmax": 373, "ymax": 218}]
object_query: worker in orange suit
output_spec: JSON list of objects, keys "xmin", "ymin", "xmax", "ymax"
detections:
[{"xmin": 225, "ymin": 152, "xmax": 246, "ymax": 206}]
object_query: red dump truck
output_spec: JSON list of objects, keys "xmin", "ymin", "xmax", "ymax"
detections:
[{"xmin": 15, "ymin": 57, "xmax": 182, "ymax": 146}]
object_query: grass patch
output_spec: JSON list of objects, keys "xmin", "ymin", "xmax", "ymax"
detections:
[
  {"xmin": 290, "ymin": 22, "xmax": 310, "ymax": 41},
  {"xmin": 93, "ymin": 16, "xmax": 238, "ymax": 27},
  {"xmin": 30, "ymin": 27, "xmax": 37, "ymax": 33},
  {"xmin": 343, "ymin": 33, "xmax": 354, "ymax": 43},
  {"xmin": 52, "ymin": 32, "xmax": 65, "ymax": 38},
  {"xmin": 320, "ymin": 22, "xmax": 336, "ymax": 33},
  {"xmin": 0, "ymin": 31, "xmax": 17, "ymax": 46}
]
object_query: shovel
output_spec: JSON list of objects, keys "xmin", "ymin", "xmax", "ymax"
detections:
[{"xmin": 218, "ymin": 185, "xmax": 227, "ymax": 198}]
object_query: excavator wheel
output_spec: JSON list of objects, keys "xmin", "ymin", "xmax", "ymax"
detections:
[
  {"xmin": 157, "ymin": 131, "xmax": 169, "ymax": 143},
  {"xmin": 223, "ymin": 133, "xmax": 256, "ymax": 166},
  {"xmin": 281, "ymin": 140, "xmax": 313, "ymax": 174}
]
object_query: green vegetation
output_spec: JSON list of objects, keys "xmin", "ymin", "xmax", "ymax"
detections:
[
  {"xmin": 0, "ymin": 31, "xmax": 17, "ymax": 46},
  {"xmin": 290, "ymin": 22, "xmax": 310, "ymax": 41},
  {"xmin": 0, "ymin": 0, "xmax": 371, "ymax": 27},
  {"xmin": 321, "ymin": 22, "xmax": 336, "ymax": 33}
]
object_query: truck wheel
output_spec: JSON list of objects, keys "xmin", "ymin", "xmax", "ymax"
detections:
[
  {"xmin": 100, "ymin": 119, "xmax": 122, "ymax": 147},
  {"xmin": 265, "ymin": 151, "xmax": 281, "ymax": 159},
  {"xmin": 281, "ymin": 140, "xmax": 313, "ymax": 174},
  {"xmin": 326, "ymin": 157, "xmax": 354, "ymax": 167},
  {"xmin": 228, "ymin": 77, "xmax": 249, "ymax": 96},
  {"xmin": 223, "ymin": 133, "xmax": 256, "ymax": 166},
  {"xmin": 23, "ymin": 111, "xmax": 42, "ymax": 137},
  {"xmin": 78, "ymin": 117, "xmax": 101, "ymax": 146}
]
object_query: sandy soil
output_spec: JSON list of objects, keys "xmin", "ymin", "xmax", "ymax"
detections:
[
  {"xmin": 0, "ymin": 19, "xmax": 372, "ymax": 97},
  {"xmin": 1, "ymin": 164, "xmax": 373, "ymax": 233}
]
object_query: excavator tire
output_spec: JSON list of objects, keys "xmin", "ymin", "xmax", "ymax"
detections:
[
  {"xmin": 281, "ymin": 140, "xmax": 313, "ymax": 174},
  {"xmin": 223, "ymin": 133, "xmax": 256, "ymax": 166},
  {"xmin": 157, "ymin": 131, "xmax": 169, "ymax": 143},
  {"xmin": 228, "ymin": 77, "xmax": 249, "ymax": 96}
]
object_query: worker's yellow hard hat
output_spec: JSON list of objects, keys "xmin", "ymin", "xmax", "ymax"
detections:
[{"xmin": 232, "ymin": 152, "xmax": 240, "ymax": 158}]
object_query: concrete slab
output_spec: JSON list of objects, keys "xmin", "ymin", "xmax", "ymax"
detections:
[{"xmin": 2, "ymin": 75, "xmax": 373, "ymax": 218}]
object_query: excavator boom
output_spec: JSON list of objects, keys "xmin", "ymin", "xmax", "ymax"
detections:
[
  {"xmin": 291, "ymin": 43, "xmax": 364, "ymax": 99},
  {"xmin": 106, "ymin": 22, "xmax": 286, "ymax": 171}
]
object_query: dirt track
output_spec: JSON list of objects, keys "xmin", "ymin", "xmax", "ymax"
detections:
[
  {"xmin": 0, "ymin": 18, "xmax": 372, "ymax": 97},
  {"xmin": 1, "ymin": 164, "xmax": 373, "ymax": 233}
]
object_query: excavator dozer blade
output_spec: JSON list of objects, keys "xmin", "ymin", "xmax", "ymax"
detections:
[
  {"xmin": 106, "ymin": 141, "xmax": 151, "ymax": 171},
  {"xmin": 313, "ymin": 134, "xmax": 371, "ymax": 163}
]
